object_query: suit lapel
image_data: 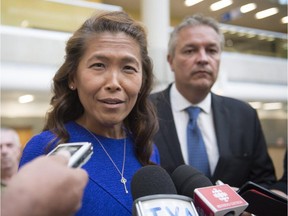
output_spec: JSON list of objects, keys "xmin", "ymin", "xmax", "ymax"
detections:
[
  {"xmin": 211, "ymin": 94, "xmax": 231, "ymax": 180},
  {"xmin": 155, "ymin": 86, "xmax": 185, "ymax": 165}
]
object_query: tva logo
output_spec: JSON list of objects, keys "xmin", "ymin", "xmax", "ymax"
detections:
[{"xmin": 146, "ymin": 206, "xmax": 196, "ymax": 216}]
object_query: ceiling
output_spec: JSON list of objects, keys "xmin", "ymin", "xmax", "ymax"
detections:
[
  {"xmin": 2, "ymin": 0, "xmax": 287, "ymax": 33},
  {"xmin": 101, "ymin": 0, "xmax": 287, "ymax": 33},
  {"xmin": 1, "ymin": 0, "xmax": 287, "ymax": 119}
]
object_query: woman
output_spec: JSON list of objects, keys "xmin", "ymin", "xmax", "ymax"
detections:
[{"xmin": 19, "ymin": 11, "xmax": 160, "ymax": 215}]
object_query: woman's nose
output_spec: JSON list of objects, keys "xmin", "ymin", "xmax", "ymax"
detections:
[{"xmin": 104, "ymin": 70, "xmax": 121, "ymax": 91}]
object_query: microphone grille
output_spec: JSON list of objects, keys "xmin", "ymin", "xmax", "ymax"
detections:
[
  {"xmin": 171, "ymin": 165, "xmax": 213, "ymax": 198},
  {"xmin": 131, "ymin": 165, "xmax": 177, "ymax": 200}
]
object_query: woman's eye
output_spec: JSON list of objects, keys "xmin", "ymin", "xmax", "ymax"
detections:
[
  {"xmin": 123, "ymin": 65, "xmax": 137, "ymax": 73},
  {"xmin": 90, "ymin": 63, "xmax": 104, "ymax": 69}
]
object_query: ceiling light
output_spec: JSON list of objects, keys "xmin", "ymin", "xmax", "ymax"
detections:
[
  {"xmin": 255, "ymin": 8, "xmax": 279, "ymax": 19},
  {"xmin": 281, "ymin": 16, "xmax": 288, "ymax": 24},
  {"xmin": 184, "ymin": 0, "xmax": 203, "ymax": 7},
  {"xmin": 263, "ymin": 102, "xmax": 283, "ymax": 110},
  {"xmin": 45, "ymin": 0, "xmax": 122, "ymax": 11},
  {"xmin": 267, "ymin": 36, "xmax": 275, "ymax": 41},
  {"xmin": 240, "ymin": 3, "xmax": 257, "ymax": 13},
  {"xmin": 21, "ymin": 20, "xmax": 30, "ymax": 28},
  {"xmin": 228, "ymin": 27, "xmax": 237, "ymax": 34},
  {"xmin": 249, "ymin": 102, "xmax": 262, "ymax": 109},
  {"xmin": 258, "ymin": 33, "xmax": 267, "ymax": 40},
  {"xmin": 246, "ymin": 34, "xmax": 256, "ymax": 38},
  {"xmin": 237, "ymin": 31, "xmax": 245, "ymax": 37},
  {"xmin": 210, "ymin": 0, "xmax": 233, "ymax": 11},
  {"xmin": 18, "ymin": 94, "xmax": 34, "ymax": 104},
  {"xmin": 246, "ymin": 31, "xmax": 256, "ymax": 38}
]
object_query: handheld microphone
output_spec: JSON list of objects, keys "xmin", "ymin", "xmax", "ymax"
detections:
[
  {"xmin": 172, "ymin": 165, "xmax": 248, "ymax": 216},
  {"xmin": 131, "ymin": 165, "xmax": 199, "ymax": 216}
]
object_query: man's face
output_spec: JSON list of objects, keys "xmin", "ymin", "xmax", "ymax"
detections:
[
  {"xmin": 168, "ymin": 25, "xmax": 222, "ymax": 99},
  {"xmin": 0, "ymin": 131, "xmax": 21, "ymax": 172}
]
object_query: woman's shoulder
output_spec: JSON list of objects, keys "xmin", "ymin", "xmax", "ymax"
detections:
[
  {"xmin": 20, "ymin": 130, "xmax": 56, "ymax": 167},
  {"xmin": 20, "ymin": 122, "xmax": 78, "ymax": 167}
]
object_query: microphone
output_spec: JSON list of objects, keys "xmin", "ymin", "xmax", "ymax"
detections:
[
  {"xmin": 131, "ymin": 165, "xmax": 199, "ymax": 216},
  {"xmin": 172, "ymin": 165, "xmax": 248, "ymax": 216}
]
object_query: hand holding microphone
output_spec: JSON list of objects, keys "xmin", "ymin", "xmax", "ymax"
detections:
[{"xmin": 2, "ymin": 153, "xmax": 88, "ymax": 216}]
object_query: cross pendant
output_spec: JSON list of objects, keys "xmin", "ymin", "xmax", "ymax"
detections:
[{"xmin": 120, "ymin": 176, "xmax": 128, "ymax": 194}]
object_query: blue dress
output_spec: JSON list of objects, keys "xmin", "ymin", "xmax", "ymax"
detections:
[{"xmin": 19, "ymin": 121, "xmax": 160, "ymax": 216}]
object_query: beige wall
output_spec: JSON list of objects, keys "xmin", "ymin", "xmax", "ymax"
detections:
[{"xmin": 268, "ymin": 147, "xmax": 286, "ymax": 179}]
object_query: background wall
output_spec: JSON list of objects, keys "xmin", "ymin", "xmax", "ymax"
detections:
[{"xmin": 1, "ymin": 0, "xmax": 287, "ymax": 179}]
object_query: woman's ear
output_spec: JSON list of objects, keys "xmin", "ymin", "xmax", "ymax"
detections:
[{"xmin": 68, "ymin": 77, "xmax": 76, "ymax": 90}]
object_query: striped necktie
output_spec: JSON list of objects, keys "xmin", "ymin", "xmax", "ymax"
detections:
[{"xmin": 186, "ymin": 106, "xmax": 210, "ymax": 177}]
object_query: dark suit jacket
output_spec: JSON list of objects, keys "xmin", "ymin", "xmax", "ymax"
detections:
[{"xmin": 150, "ymin": 84, "xmax": 276, "ymax": 188}]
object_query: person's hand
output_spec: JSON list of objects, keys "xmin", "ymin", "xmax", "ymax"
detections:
[{"xmin": 2, "ymin": 153, "xmax": 88, "ymax": 216}]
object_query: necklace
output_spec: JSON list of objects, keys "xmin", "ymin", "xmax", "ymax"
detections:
[{"xmin": 85, "ymin": 128, "xmax": 128, "ymax": 194}]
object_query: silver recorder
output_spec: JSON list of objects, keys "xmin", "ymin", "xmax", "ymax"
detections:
[{"xmin": 47, "ymin": 142, "xmax": 93, "ymax": 168}]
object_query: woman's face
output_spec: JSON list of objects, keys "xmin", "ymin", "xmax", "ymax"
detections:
[{"xmin": 71, "ymin": 32, "xmax": 142, "ymax": 129}]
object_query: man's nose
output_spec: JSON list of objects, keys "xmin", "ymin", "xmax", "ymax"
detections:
[{"xmin": 196, "ymin": 49, "xmax": 209, "ymax": 64}]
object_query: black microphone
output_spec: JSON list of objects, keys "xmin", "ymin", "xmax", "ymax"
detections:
[
  {"xmin": 131, "ymin": 164, "xmax": 177, "ymax": 200},
  {"xmin": 172, "ymin": 165, "xmax": 248, "ymax": 216},
  {"xmin": 131, "ymin": 165, "xmax": 199, "ymax": 216},
  {"xmin": 172, "ymin": 164, "xmax": 213, "ymax": 198}
]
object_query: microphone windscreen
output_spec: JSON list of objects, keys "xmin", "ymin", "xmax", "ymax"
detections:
[
  {"xmin": 131, "ymin": 165, "xmax": 177, "ymax": 201},
  {"xmin": 171, "ymin": 164, "xmax": 213, "ymax": 198}
]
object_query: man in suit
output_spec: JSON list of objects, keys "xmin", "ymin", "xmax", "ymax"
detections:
[{"xmin": 150, "ymin": 14, "xmax": 276, "ymax": 188}]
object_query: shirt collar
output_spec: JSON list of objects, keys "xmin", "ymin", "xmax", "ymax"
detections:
[{"xmin": 170, "ymin": 83, "xmax": 211, "ymax": 114}]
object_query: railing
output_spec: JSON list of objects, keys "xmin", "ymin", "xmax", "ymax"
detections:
[{"xmin": 221, "ymin": 23, "xmax": 287, "ymax": 58}]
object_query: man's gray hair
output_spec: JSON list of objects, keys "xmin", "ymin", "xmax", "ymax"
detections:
[{"xmin": 168, "ymin": 14, "xmax": 225, "ymax": 57}]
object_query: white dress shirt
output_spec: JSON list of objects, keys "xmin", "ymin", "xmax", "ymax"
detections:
[{"xmin": 170, "ymin": 83, "xmax": 219, "ymax": 174}]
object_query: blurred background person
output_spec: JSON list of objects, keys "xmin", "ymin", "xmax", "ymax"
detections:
[
  {"xmin": 150, "ymin": 14, "xmax": 276, "ymax": 189},
  {"xmin": 1, "ymin": 127, "xmax": 22, "ymax": 190},
  {"xmin": 19, "ymin": 11, "xmax": 159, "ymax": 216}
]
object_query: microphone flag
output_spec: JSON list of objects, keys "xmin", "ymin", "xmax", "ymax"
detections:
[{"xmin": 194, "ymin": 184, "xmax": 248, "ymax": 216}]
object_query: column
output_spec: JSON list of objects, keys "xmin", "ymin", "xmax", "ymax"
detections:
[{"xmin": 140, "ymin": 0, "xmax": 172, "ymax": 91}]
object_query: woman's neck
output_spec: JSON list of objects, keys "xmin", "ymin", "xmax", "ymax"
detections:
[{"xmin": 75, "ymin": 118, "xmax": 125, "ymax": 139}]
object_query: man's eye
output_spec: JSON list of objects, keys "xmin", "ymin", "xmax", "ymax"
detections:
[
  {"xmin": 183, "ymin": 49, "xmax": 195, "ymax": 54},
  {"xmin": 6, "ymin": 143, "xmax": 13, "ymax": 148},
  {"xmin": 207, "ymin": 47, "xmax": 219, "ymax": 54},
  {"xmin": 209, "ymin": 49, "xmax": 217, "ymax": 53}
]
